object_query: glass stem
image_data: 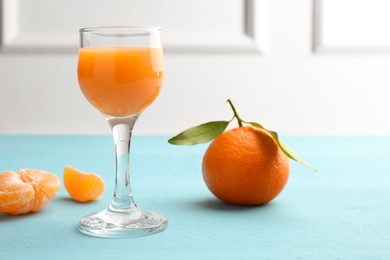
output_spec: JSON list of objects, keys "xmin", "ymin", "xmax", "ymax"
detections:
[{"xmin": 107, "ymin": 116, "xmax": 138, "ymax": 211}]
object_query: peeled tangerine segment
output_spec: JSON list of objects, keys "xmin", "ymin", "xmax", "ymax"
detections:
[
  {"xmin": 0, "ymin": 169, "xmax": 61, "ymax": 215},
  {"xmin": 63, "ymin": 166, "xmax": 105, "ymax": 202}
]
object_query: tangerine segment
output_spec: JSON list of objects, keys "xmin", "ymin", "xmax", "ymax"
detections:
[
  {"xmin": 63, "ymin": 166, "xmax": 105, "ymax": 202},
  {"xmin": 0, "ymin": 169, "xmax": 61, "ymax": 215},
  {"xmin": 202, "ymin": 126, "xmax": 290, "ymax": 206}
]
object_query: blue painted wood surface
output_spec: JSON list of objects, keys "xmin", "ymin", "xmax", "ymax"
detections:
[{"xmin": 0, "ymin": 135, "xmax": 389, "ymax": 259}]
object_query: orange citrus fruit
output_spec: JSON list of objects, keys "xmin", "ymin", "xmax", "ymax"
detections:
[
  {"xmin": 202, "ymin": 126, "xmax": 290, "ymax": 205},
  {"xmin": 0, "ymin": 169, "xmax": 61, "ymax": 215},
  {"xmin": 63, "ymin": 166, "xmax": 105, "ymax": 202}
]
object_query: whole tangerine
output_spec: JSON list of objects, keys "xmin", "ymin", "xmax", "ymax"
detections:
[{"xmin": 202, "ymin": 126, "xmax": 290, "ymax": 205}]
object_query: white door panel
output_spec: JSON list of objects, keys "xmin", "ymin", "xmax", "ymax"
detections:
[{"xmin": 1, "ymin": 0, "xmax": 390, "ymax": 135}]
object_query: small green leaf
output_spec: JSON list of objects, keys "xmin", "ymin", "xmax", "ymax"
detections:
[
  {"xmin": 247, "ymin": 121, "xmax": 317, "ymax": 171},
  {"xmin": 168, "ymin": 121, "xmax": 230, "ymax": 145}
]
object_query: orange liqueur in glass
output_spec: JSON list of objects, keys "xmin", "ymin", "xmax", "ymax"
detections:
[
  {"xmin": 77, "ymin": 26, "xmax": 167, "ymax": 238},
  {"xmin": 78, "ymin": 47, "xmax": 164, "ymax": 117}
]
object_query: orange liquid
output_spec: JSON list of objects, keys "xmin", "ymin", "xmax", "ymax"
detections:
[{"xmin": 78, "ymin": 47, "xmax": 164, "ymax": 117}]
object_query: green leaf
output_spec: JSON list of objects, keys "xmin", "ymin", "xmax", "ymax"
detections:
[
  {"xmin": 247, "ymin": 121, "xmax": 317, "ymax": 171},
  {"xmin": 168, "ymin": 121, "xmax": 230, "ymax": 145}
]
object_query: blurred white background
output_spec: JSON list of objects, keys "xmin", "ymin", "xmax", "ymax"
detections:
[{"xmin": 1, "ymin": 0, "xmax": 390, "ymax": 135}]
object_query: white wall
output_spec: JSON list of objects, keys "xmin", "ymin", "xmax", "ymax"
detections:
[{"xmin": 1, "ymin": 0, "xmax": 390, "ymax": 135}]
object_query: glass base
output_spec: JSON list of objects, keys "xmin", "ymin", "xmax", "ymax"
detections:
[{"xmin": 79, "ymin": 204, "xmax": 168, "ymax": 238}]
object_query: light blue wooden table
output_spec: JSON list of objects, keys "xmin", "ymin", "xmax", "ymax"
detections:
[{"xmin": 0, "ymin": 135, "xmax": 389, "ymax": 259}]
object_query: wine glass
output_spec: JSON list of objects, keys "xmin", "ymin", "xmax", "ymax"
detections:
[{"xmin": 77, "ymin": 26, "xmax": 168, "ymax": 238}]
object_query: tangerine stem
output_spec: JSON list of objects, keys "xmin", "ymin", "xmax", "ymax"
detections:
[{"xmin": 227, "ymin": 99, "xmax": 243, "ymax": 127}]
